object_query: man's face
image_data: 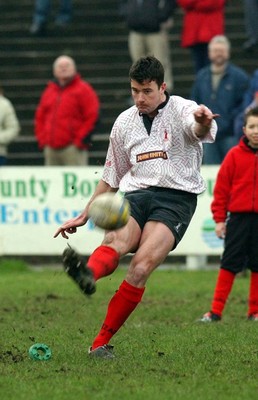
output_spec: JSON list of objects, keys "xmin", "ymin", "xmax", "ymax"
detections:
[
  {"xmin": 243, "ymin": 115, "xmax": 258, "ymax": 148},
  {"xmin": 53, "ymin": 57, "xmax": 76, "ymax": 85},
  {"xmin": 208, "ymin": 43, "xmax": 230, "ymax": 67},
  {"xmin": 130, "ymin": 79, "xmax": 166, "ymax": 116}
]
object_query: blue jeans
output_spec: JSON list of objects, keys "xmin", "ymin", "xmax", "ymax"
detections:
[
  {"xmin": 244, "ymin": 0, "xmax": 258, "ymax": 42},
  {"xmin": 190, "ymin": 43, "xmax": 210, "ymax": 74},
  {"xmin": 202, "ymin": 136, "xmax": 238, "ymax": 165},
  {"xmin": 33, "ymin": 0, "xmax": 72, "ymax": 24}
]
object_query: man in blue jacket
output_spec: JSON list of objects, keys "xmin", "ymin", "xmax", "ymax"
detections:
[{"xmin": 191, "ymin": 35, "xmax": 249, "ymax": 164}]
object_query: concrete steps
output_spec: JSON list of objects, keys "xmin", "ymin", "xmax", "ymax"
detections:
[{"xmin": 2, "ymin": 0, "xmax": 257, "ymax": 165}]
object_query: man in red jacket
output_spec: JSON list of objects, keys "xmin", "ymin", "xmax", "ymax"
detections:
[
  {"xmin": 199, "ymin": 106, "xmax": 258, "ymax": 322},
  {"xmin": 35, "ymin": 55, "xmax": 100, "ymax": 165},
  {"xmin": 177, "ymin": 0, "xmax": 226, "ymax": 73}
]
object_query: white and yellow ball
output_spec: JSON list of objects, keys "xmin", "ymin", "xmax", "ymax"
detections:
[{"xmin": 88, "ymin": 192, "xmax": 130, "ymax": 230}]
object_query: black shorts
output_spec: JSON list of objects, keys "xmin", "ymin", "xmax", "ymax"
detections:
[
  {"xmin": 124, "ymin": 187, "xmax": 197, "ymax": 249},
  {"xmin": 221, "ymin": 213, "xmax": 258, "ymax": 273}
]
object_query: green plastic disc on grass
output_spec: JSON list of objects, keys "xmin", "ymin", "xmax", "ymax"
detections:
[{"xmin": 29, "ymin": 343, "xmax": 52, "ymax": 361}]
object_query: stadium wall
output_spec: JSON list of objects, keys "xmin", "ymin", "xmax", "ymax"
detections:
[{"xmin": 0, "ymin": 166, "xmax": 222, "ymax": 258}]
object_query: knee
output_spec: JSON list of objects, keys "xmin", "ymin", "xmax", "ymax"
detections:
[
  {"xmin": 127, "ymin": 262, "xmax": 152, "ymax": 287},
  {"xmin": 102, "ymin": 231, "xmax": 128, "ymax": 256},
  {"xmin": 222, "ymin": 265, "xmax": 242, "ymax": 275},
  {"xmin": 102, "ymin": 231, "xmax": 116, "ymax": 246}
]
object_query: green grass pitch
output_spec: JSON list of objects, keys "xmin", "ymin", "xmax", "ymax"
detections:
[{"xmin": 0, "ymin": 259, "xmax": 258, "ymax": 400}]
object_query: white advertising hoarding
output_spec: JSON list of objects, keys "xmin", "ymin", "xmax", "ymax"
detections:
[{"xmin": 0, "ymin": 166, "xmax": 224, "ymax": 256}]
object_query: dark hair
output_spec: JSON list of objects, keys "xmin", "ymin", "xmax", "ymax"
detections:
[
  {"xmin": 129, "ymin": 56, "xmax": 164, "ymax": 88},
  {"xmin": 244, "ymin": 106, "xmax": 258, "ymax": 125}
]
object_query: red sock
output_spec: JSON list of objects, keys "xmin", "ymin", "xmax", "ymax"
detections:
[
  {"xmin": 248, "ymin": 272, "xmax": 258, "ymax": 316},
  {"xmin": 211, "ymin": 268, "xmax": 235, "ymax": 317},
  {"xmin": 87, "ymin": 245, "xmax": 119, "ymax": 281},
  {"xmin": 92, "ymin": 280, "xmax": 145, "ymax": 349}
]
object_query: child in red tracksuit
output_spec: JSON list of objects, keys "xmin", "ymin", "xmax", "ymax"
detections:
[{"xmin": 200, "ymin": 106, "xmax": 258, "ymax": 322}]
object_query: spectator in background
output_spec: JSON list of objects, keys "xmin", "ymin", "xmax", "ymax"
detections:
[
  {"xmin": 0, "ymin": 86, "xmax": 20, "ymax": 166},
  {"xmin": 235, "ymin": 69, "xmax": 258, "ymax": 140},
  {"xmin": 120, "ymin": 0, "xmax": 177, "ymax": 92},
  {"xmin": 243, "ymin": 0, "xmax": 258, "ymax": 52},
  {"xmin": 177, "ymin": 0, "xmax": 226, "ymax": 74},
  {"xmin": 191, "ymin": 35, "xmax": 249, "ymax": 164},
  {"xmin": 35, "ymin": 55, "xmax": 100, "ymax": 166},
  {"xmin": 30, "ymin": 0, "xmax": 72, "ymax": 36}
]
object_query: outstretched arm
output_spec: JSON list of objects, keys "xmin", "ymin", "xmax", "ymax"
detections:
[
  {"xmin": 53, "ymin": 179, "xmax": 118, "ymax": 239},
  {"xmin": 193, "ymin": 104, "xmax": 219, "ymax": 138}
]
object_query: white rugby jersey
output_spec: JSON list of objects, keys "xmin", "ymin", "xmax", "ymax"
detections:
[{"xmin": 102, "ymin": 95, "xmax": 217, "ymax": 194}]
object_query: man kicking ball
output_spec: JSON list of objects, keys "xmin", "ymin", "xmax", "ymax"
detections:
[{"xmin": 54, "ymin": 56, "xmax": 218, "ymax": 358}]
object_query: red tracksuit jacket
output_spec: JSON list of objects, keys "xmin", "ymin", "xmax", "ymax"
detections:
[
  {"xmin": 35, "ymin": 74, "xmax": 100, "ymax": 150},
  {"xmin": 177, "ymin": 0, "xmax": 225, "ymax": 48},
  {"xmin": 211, "ymin": 137, "xmax": 258, "ymax": 223}
]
